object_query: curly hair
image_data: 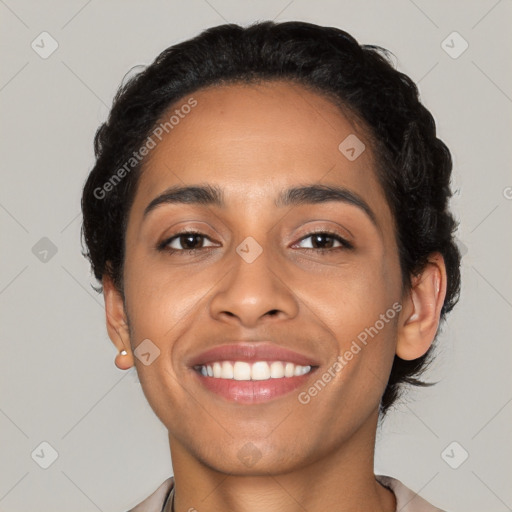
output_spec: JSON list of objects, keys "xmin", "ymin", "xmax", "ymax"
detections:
[{"xmin": 81, "ymin": 20, "xmax": 461, "ymax": 417}]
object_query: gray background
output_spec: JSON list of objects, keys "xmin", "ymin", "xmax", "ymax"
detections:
[{"xmin": 1, "ymin": 1, "xmax": 511, "ymax": 511}]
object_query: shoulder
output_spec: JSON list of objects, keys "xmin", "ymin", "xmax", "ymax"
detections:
[
  {"xmin": 126, "ymin": 477, "xmax": 174, "ymax": 512},
  {"xmin": 375, "ymin": 474, "xmax": 447, "ymax": 512}
]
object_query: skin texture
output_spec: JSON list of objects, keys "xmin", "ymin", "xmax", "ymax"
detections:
[{"xmin": 103, "ymin": 81, "xmax": 447, "ymax": 512}]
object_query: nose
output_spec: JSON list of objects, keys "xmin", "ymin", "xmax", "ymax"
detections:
[{"xmin": 209, "ymin": 241, "xmax": 299, "ymax": 328}]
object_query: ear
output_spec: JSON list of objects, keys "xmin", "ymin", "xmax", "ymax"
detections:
[
  {"xmin": 103, "ymin": 274, "xmax": 134, "ymax": 370},
  {"xmin": 396, "ymin": 252, "xmax": 448, "ymax": 360}
]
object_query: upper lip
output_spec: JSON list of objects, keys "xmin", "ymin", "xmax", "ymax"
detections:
[{"xmin": 187, "ymin": 342, "xmax": 321, "ymax": 368}]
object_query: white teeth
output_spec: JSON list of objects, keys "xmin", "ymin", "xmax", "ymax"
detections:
[
  {"xmin": 294, "ymin": 364, "xmax": 310, "ymax": 376},
  {"xmin": 212, "ymin": 362, "xmax": 222, "ymax": 378},
  {"xmin": 251, "ymin": 361, "xmax": 271, "ymax": 380},
  {"xmin": 221, "ymin": 361, "xmax": 234, "ymax": 379},
  {"xmin": 270, "ymin": 361, "xmax": 285, "ymax": 378},
  {"xmin": 233, "ymin": 361, "xmax": 251, "ymax": 380},
  {"xmin": 284, "ymin": 362, "xmax": 295, "ymax": 377},
  {"xmin": 198, "ymin": 361, "xmax": 312, "ymax": 381}
]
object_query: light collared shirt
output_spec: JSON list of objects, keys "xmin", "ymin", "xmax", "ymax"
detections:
[{"xmin": 126, "ymin": 474, "xmax": 447, "ymax": 511}]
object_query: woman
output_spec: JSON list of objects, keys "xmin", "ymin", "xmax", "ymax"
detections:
[{"xmin": 81, "ymin": 20, "xmax": 460, "ymax": 512}]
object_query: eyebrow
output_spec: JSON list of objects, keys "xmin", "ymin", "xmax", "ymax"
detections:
[{"xmin": 143, "ymin": 183, "xmax": 377, "ymax": 226}]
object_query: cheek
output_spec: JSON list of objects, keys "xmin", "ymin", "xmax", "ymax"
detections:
[
  {"xmin": 300, "ymin": 257, "xmax": 396, "ymax": 327},
  {"xmin": 298, "ymin": 256, "xmax": 400, "ymax": 381},
  {"xmin": 122, "ymin": 256, "xmax": 222, "ymax": 381}
]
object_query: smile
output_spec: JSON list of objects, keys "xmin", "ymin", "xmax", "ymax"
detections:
[{"xmin": 194, "ymin": 360, "xmax": 313, "ymax": 380}]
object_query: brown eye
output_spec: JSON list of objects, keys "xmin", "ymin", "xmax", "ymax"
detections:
[
  {"xmin": 295, "ymin": 231, "xmax": 352, "ymax": 251},
  {"xmin": 158, "ymin": 231, "xmax": 216, "ymax": 254},
  {"xmin": 175, "ymin": 233, "xmax": 205, "ymax": 250}
]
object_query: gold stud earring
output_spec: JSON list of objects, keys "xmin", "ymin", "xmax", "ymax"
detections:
[{"xmin": 115, "ymin": 349, "xmax": 132, "ymax": 370}]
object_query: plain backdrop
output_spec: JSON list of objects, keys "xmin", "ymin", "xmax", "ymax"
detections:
[{"xmin": 1, "ymin": 1, "xmax": 511, "ymax": 511}]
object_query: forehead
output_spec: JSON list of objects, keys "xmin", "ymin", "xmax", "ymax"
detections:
[
  {"xmin": 146, "ymin": 81, "xmax": 370, "ymax": 176},
  {"xmin": 129, "ymin": 80, "xmax": 393, "ymax": 232}
]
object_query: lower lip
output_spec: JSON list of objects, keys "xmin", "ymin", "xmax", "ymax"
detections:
[{"xmin": 192, "ymin": 368, "xmax": 317, "ymax": 404}]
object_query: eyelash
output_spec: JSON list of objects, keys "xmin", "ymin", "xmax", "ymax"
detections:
[{"xmin": 157, "ymin": 229, "xmax": 353, "ymax": 256}]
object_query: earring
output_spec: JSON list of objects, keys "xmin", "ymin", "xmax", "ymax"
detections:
[{"xmin": 115, "ymin": 349, "xmax": 132, "ymax": 370}]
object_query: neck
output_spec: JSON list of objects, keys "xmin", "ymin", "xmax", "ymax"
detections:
[{"xmin": 167, "ymin": 408, "xmax": 396, "ymax": 512}]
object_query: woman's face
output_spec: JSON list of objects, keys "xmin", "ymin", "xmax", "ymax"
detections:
[{"xmin": 120, "ymin": 81, "xmax": 405, "ymax": 473}]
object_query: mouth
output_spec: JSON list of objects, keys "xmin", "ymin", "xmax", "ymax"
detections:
[
  {"xmin": 193, "ymin": 360, "xmax": 314, "ymax": 380},
  {"xmin": 187, "ymin": 342, "xmax": 320, "ymax": 404}
]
